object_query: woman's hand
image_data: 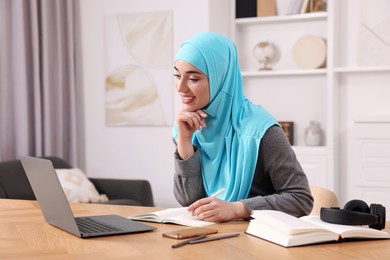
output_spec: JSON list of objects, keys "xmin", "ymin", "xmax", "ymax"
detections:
[
  {"xmin": 187, "ymin": 197, "xmax": 251, "ymax": 222},
  {"xmin": 176, "ymin": 110, "xmax": 207, "ymax": 160},
  {"xmin": 176, "ymin": 110, "xmax": 207, "ymax": 139}
]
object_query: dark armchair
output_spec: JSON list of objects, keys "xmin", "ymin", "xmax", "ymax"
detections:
[{"xmin": 0, "ymin": 156, "xmax": 154, "ymax": 206}]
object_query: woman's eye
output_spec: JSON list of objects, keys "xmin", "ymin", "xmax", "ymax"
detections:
[
  {"xmin": 189, "ymin": 78, "xmax": 199, "ymax": 82},
  {"xmin": 173, "ymin": 74, "xmax": 181, "ymax": 79}
]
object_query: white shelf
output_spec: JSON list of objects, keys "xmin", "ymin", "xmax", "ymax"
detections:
[
  {"xmin": 236, "ymin": 12, "xmax": 327, "ymax": 25},
  {"xmin": 242, "ymin": 69, "xmax": 327, "ymax": 77},
  {"xmin": 334, "ymin": 66, "xmax": 390, "ymax": 73},
  {"xmin": 292, "ymin": 146, "xmax": 328, "ymax": 155},
  {"xmin": 353, "ymin": 116, "xmax": 390, "ymax": 124}
]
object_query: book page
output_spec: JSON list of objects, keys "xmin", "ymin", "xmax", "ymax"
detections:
[
  {"xmin": 164, "ymin": 210, "xmax": 216, "ymax": 227},
  {"xmin": 301, "ymin": 216, "xmax": 390, "ymax": 239},
  {"xmin": 251, "ymin": 210, "xmax": 327, "ymax": 235},
  {"xmin": 247, "ymin": 218, "xmax": 339, "ymax": 247},
  {"xmin": 130, "ymin": 207, "xmax": 216, "ymax": 227},
  {"xmin": 152, "ymin": 207, "xmax": 189, "ymax": 219}
]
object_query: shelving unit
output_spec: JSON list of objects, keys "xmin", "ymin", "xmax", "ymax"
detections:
[
  {"xmin": 241, "ymin": 68, "xmax": 327, "ymax": 77},
  {"xmin": 234, "ymin": 13, "xmax": 328, "ymax": 71},
  {"xmin": 333, "ymin": 0, "xmax": 390, "ymax": 217},
  {"xmin": 235, "ymin": 11, "xmax": 327, "ymax": 25},
  {"xmin": 230, "ymin": 0, "xmax": 390, "ymax": 217},
  {"xmin": 231, "ymin": 1, "xmax": 335, "ymax": 190}
]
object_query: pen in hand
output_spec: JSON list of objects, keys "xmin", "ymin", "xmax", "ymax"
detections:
[
  {"xmin": 184, "ymin": 188, "xmax": 225, "ymax": 216},
  {"xmin": 210, "ymin": 188, "xmax": 225, "ymax": 198},
  {"xmin": 184, "ymin": 188, "xmax": 226, "ymax": 218}
]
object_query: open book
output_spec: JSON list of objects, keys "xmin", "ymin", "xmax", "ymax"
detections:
[
  {"xmin": 246, "ymin": 210, "xmax": 390, "ymax": 247},
  {"xmin": 128, "ymin": 207, "xmax": 216, "ymax": 227}
]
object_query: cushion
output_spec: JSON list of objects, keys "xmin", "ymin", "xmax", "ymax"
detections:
[{"xmin": 54, "ymin": 168, "xmax": 109, "ymax": 203}]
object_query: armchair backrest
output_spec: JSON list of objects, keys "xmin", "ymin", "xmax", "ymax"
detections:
[
  {"xmin": 0, "ymin": 156, "xmax": 72, "ymax": 200},
  {"xmin": 0, "ymin": 156, "xmax": 154, "ymax": 207},
  {"xmin": 0, "ymin": 159, "xmax": 35, "ymax": 199},
  {"xmin": 41, "ymin": 156, "xmax": 72, "ymax": 169},
  {"xmin": 310, "ymin": 185, "xmax": 340, "ymax": 216}
]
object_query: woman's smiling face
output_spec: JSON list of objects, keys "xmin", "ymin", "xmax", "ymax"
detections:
[{"xmin": 174, "ymin": 60, "xmax": 210, "ymax": 112}]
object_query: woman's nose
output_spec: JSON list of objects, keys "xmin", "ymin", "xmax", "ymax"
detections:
[{"xmin": 176, "ymin": 79, "xmax": 187, "ymax": 92}]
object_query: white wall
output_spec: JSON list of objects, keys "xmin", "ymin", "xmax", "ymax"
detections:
[
  {"xmin": 77, "ymin": 0, "xmax": 229, "ymax": 207},
  {"xmin": 335, "ymin": 0, "xmax": 390, "ymax": 212}
]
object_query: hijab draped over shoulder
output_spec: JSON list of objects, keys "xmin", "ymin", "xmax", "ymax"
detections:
[{"xmin": 172, "ymin": 32, "xmax": 278, "ymax": 202}]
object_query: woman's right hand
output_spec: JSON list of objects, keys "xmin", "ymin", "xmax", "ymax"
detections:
[
  {"xmin": 176, "ymin": 110, "xmax": 207, "ymax": 139},
  {"xmin": 176, "ymin": 110, "xmax": 207, "ymax": 159}
]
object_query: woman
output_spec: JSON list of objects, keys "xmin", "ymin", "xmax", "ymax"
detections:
[{"xmin": 172, "ymin": 32, "xmax": 313, "ymax": 222}]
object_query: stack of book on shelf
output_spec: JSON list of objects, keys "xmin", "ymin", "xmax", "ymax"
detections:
[
  {"xmin": 246, "ymin": 210, "xmax": 390, "ymax": 247},
  {"xmin": 286, "ymin": 0, "xmax": 326, "ymax": 15}
]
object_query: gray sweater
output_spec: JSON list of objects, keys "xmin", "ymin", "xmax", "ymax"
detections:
[{"xmin": 173, "ymin": 125, "xmax": 314, "ymax": 217}]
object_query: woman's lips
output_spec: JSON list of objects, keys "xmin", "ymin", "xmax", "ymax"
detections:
[{"xmin": 182, "ymin": 96, "xmax": 195, "ymax": 104}]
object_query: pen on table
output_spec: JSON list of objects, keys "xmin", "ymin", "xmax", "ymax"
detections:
[
  {"xmin": 188, "ymin": 233, "xmax": 240, "ymax": 244},
  {"xmin": 171, "ymin": 234, "xmax": 207, "ymax": 248}
]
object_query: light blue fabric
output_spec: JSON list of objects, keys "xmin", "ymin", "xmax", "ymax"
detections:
[{"xmin": 172, "ymin": 32, "xmax": 278, "ymax": 202}]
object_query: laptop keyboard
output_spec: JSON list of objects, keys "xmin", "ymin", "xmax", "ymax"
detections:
[{"xmin": 76, "ymin": 217, "xmax": 123, "ymax": 234}]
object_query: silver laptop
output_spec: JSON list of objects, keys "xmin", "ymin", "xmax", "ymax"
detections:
[{"xmin": 20, "ymin": 156, "xmax": 156, "ymax": 238}]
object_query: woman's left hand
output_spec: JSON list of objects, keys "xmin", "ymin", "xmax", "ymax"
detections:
[{"xmin": 187, "ymin": 197, "xmax": 250, "ymax": 222}]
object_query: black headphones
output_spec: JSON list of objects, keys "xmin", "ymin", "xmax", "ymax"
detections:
[{"xmin": 320, "ymin": 199, "xmax": 386, "ymax": 230}]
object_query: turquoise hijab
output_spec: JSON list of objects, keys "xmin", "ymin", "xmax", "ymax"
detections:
[{"xmin": 172, "ymin": 32, "xmax": 278, "ymax": 202}]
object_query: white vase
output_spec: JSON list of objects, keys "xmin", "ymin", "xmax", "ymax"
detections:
[{"xmin": 304, "ymin": 121, "xmax": 323, "ymax": 146}]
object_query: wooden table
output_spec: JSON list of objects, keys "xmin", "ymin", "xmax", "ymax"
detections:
[{"xmin": 0, "ymin": 199, "xmax": 389, "ymax": 259}]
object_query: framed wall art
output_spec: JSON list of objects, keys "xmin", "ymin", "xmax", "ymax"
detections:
[{"xmin": 104, "ymin": 10, "xmax": 174, "ymax": 126}]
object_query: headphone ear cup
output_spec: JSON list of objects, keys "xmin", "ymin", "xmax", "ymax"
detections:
[
  {"xmin": 369, "ymin": 204, "xmax": 386, "ymax": 230},
  {"xmin": 321, "ymin": 200, "xmax": 386, "ymax": 230},
  {"xmin": 344, "ymin": 199, "xmax": 370, "ymax": 213}
]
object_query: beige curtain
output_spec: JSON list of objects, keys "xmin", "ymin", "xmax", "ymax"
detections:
[{"xmin": 0, "ymin": 0, "xmax": 80, "ymax": 165}]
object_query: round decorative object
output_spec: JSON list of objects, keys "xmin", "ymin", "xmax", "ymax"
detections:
[
  {"xmin": 292, "ymin": 35, "xmax": 327, "ymax": 69},
  {"xmin": 253, "ymin": 41, "xmax": 276, "ymax": 70}
]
